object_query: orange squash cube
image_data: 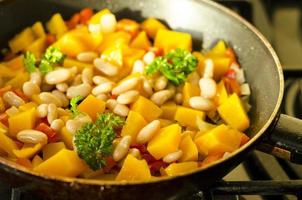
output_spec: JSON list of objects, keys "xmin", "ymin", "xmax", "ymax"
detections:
[
  {"xmin": 174, "ymin": 106, "xmax": 205, "ymax": 128},
  {"xmin": 42, "ymin": 142, "xmax": 66, "ymax": 160},
  {"xmin": 13, "ymin": 143, "xmax": 42, "ymax": 159},
  {"xmin": 131, "ymin": 96, "xmax": 162, "ymax": 122},
  {"xmin": 141, "ymin": 18, "xmax": 168, "ymax": 39},
  {"xmin": 164, "ymin": 162, "xmax": 198, "ymax": 176},
  {"xmin": 78, "ymin": 95, "xmax": 105, "ymax": 121},
  {"xmin": 179, "ymin": 133, "xmax": 198, "ymax": 162},
  {"xmin": 160, "ymin": 102, "xmax": 177, "ymax": 120},
  {"xmin": 147, "ymin": 124, "xmax": 181, "ymax": 159},
  {"xmin": 130, "ymin": 31, "xmax": 151, "ymax": 51},
  {"xmin": 59, "ymin": 127, "xmax": 74, "ymax": 150},
  {"xmin": 182, "ymin": 82, "xmax": 200, "ymax": 107},
  {"xmin": 8, "ymin": 108, "xmax": 36, "ymax": 137},
  {"xmin": 0, "ymin": 128, "xmax": 18, "ymax": 157}
]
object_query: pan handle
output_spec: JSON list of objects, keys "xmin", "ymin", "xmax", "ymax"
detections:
[{"xmin": 257, "ymin": 114, "xmax": 302, "ymax": 163}]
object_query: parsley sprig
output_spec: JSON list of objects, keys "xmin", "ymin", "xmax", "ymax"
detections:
[
  {"xmin": 145, "ymin": 48, "xmax": 198, "ymax": 86},
  {"xmin": 39, "ymin": 47, "xmax": 65, "ymax": 75},
  {"xmin": 74, "ymin": 112, "xmax": 125, "ymax": 170},
  {"xmin": 23, "ymin": 52, "xmax": 37, "ymax": 73},
  {"xmin": 70, "ymin": 96, "xmax": 83, "ymax": 117}
]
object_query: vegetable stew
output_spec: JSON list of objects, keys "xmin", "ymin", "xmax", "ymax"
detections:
[{"xmin": 0, "ymin": 8, "xmax": 251, "ymax": 181}]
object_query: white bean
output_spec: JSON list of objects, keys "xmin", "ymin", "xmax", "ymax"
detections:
[
  {"xmin": 100, "ymin": 13, "xmax": 117, "ymax": 34},
  {"xmin": 44, "ymin": 68, "xmax": 71, "ymax": 85},
  {"xmin": 23, "ymin": 81, "xmax": 40, "ymax": 97},
  {"xmin": 96, "ymin": 93, "xmax": 109, "ymax": 101},
  {"xmin": 151, "ymin": 90, "xmax": 174, "ymax": 106},
  {"xmin": 143, "ymin": 51, "xmax": 155, "ymax": 65},
  {"xmin": 39, "ymin": 92, "xmax": 62, "ymax": 107},
  {"xmin": 88, "ymin": 23, "xmax": 102, "ymax": 34},
  {"xmin": 131, "ymin": 60, "xmax": 145, "ymax": 74},
  {"xmin": 56, "ymin": 83, "xmax": 68, "ymax": 92},
  {"xmin": 72, "ymin": 74, "xmax": 83, "ymax": 86},
  {"xmin": 189, "ymin": 96, "xmax": 215, "ymax": 111},
  {"xmin": 128, "ymin": 148, "xmax": 141, "ymax": 159},
  {"xmin": 117, "ymin": 90, "xmax": 139, "ymax": 104},
  {"xmin": 3, "ymin": 91, "xmax": 25, "ymax": 107},
  {"xmin": 50, "ymin": 119, "xmax": 64, "ymax": 132},
  {"xmin": 113, "ymin": 135, "xmax": 131, "ymax": 162},
  {"xmin": 142, "ymin": 77, "xmax": 153, "ymax": 96},
  {"xmin": 203, "ymin": 59, "xmax": 214, "ymax": 78},
  {"xmin": 68, "ymin": 66, "xmax": 78, "ymax": 77},
  {"xmin": 174, "ymin": 93, "xmax": 183, "ymax": 104},
  {"xmin": 66, "ymin": 83, "xmax": 92, "ymax": 99},
  {"xmin": 163, "ymin": 150, "xmax": 183, "ymax": 163},
  {"xmin": 92, "ymin": 82, "xmax": 115, "ymax": 95},
  {"xmin": 154, "ymin": 76, "xmax": 168, "ymax": 91},
  {"xmin": 17, "ymin": 129, "xmax": 48, "ymax": 145},
  {"xmin": 112, "ymin": 77, "xmax": 140, "ymax": 95},
  {"xmin": 94, "ymin": 58, "xmax": 118, "ymax": 76},
  {"xmin": 66, "ymin": 115, "xmax": 92, "ymax": 134},
  {"xmin": 36, "ymin": 104, "xmax": 48, "ymax": 118},
  {"xmin": 77, "ymin": 51, "xmax": 98, "ymax": 63},
  {"xmin": 113, "ymin": 104, "xmax": 129, "ymax": 117},
  {"xmin": 81, "ymin": 68, "xmax": 93, "ymax": 85},
  {"xmin": 57, "ymin": 107, "xmax": 70, "ymax": 117},
  {"xmin": 52, "ymin": 90, "xmax": 69, "ymax": 107},
  {"xmin": 199, "ymin": 78, "xmax": 217, "ymax": 99},
  {"xmin": 47, "ymin": 103, "xmax": 58, "ymax": 124},
  {"xmin": 136, "ymin": 120, "xmax": 161, "ymax": 144},
  {"xmin": 106, "ymin": 99, "xmax": 118, "ymax": 110},
  {"xmin": 30, "ymin": 71, "xmax": 42, "ymax": 86},
  {"xmin": 92, "ymin": 75, "xmax": 110, "ymax": 85}
]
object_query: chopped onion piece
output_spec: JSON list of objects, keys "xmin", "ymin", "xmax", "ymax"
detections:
[{"xmin": 240, "ymin": 83, "xmax": 251, "ymax": 96}]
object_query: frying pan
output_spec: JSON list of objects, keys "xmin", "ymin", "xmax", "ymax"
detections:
[{"xmin": 0, "ymin": 0, "xmax": 302, "ymax": 199}]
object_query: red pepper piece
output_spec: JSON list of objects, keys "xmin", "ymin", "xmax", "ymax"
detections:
[
  {"xmin": 79, "ymin": 8, "xmax": 93, "ymax": 24},
  {"xmin": 0, "ymin": 113, "xmax": 9, "ymax": 127},
  {"xmin": 240, "ymin": 133, "xmax": 250, "ymax": 146},
  {"xmin": 225, "ymin": 48, "xmax": 237, "ymax": 64},
  {"xmin": 46, "ymin": 34, "xmax": 56, "ymax": 46},
  {"xmin": 224, "ymin": 69, "xmax": 236, "ymax": 80},
  {"xmin": 130, "ymin": 144, "xmax": 148, "ymax": 154},
  {"xmin": 223, "ymin": 77, "xmax": 241, "ymax": 96},
  {"xmin": 148, "ymin": 47, "xmax": 163, "ymax": 57},
  {"xmin": 141, "ymin": 153, "xmax": 157, "ymax": 164},
  {"xmin": 149, "ymin": 160, "xmax": 168, "ymax": 176},
  {"xmin": 103, "ymin": 156, "xmax": 116, "ymax": 173},
  {"xmin": 14, "ymin": 140, "xmax": 23, "ymax": 149},
  {"xmin": 13, "ymin": 89, "xmax": 28, "ymax": 102},
  {"xmin": 35, "ymin": 123, "xmax": 57, "ymax": 143},
  {"xmin": 67, "ymin": 13, "xmax": 80, "ymax": 29}
]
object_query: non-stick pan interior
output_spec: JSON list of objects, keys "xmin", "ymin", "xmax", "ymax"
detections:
[{"xmin": 0, "ymin": 0, "xmax": 282, "ymax": 138}]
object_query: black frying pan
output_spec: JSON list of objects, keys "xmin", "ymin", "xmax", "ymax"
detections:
[{"xmin": 0, "ymin": 0, "xmax": 302, "ymax": 199}]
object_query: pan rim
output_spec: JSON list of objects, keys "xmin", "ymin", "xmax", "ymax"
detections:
[{"xmin": 0, "ymin": 0, "xmax": 284, "ymax": 186}]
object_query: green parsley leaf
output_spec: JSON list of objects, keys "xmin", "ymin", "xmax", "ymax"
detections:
[
  {"xmin": 145, "ymin": 48, "xmax": 198, "ymax": 86},
  {"xmin": 74, "ymin": 113, "xmax": 125, "ymax": 170},
  {"xmin": 70, "ymin": 96, "xmax": 83, "ymax": 117},
  {"xmin": 39, "ymin": 59, "xmax": 53, "ymax": 75},
  {"xmin": 23, "ymin": 52, "xmax": 37, "ymax": 73},
  {"xmin": 39, "ymin": 46, "xmax": 65, "ymax": 75}
]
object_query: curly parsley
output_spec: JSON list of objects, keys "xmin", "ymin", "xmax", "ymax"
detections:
[
  {"xmin": 39, "ymin": 47, "xmax": 65, "ymax": 75},
  {"xmin": 74, "ymin": 112, "xmax": 125, "ymax": 170},
  {"xmin": 145, "ymin": 48, "xmax": 198, "ymax": 86},
  {"xmin": 23, "ymin": 52, "xmax": 37, "ymax": 73},
  {"xmin": 70, "ymin": 96, "xmax": 83, "ymax": 117}
]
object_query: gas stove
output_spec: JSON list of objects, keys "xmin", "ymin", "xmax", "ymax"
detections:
[{"xmin": 2, "ymin": 0, "xmax": 302, "ymax": 200}]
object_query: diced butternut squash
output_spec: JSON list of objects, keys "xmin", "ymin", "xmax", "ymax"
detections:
[
  {"xmin": 0, "ymin": 64, "xmax": 17, "ymax": 78},
  {"xmin": 42, "ymin": 142, "xmax": 66, "ymax": 160},
  {"xmin": 0, "ymin": 121, "xmax": 8, "ymax": 131},
  {"xmin": 141, "ymin": 18, "xmax": 168, "ymax": 39},
  {"xmin": 4, "ymin": 55, "xmax": 25, "ymax": 70},
  {"xmin": 179, "ymin": 133, "xmax": 198, "ymax": 162},
  {"xmin": 9, "ymin": 28, "xmax": 36, "ymax": 53},
  {"xmin": 31, "ymin": 94, "xmax": 42, "ymax": 104},
  {"xmin": 215, "ymin": 80, "xmax": 228, "ymax": 106},
  {"xmin": 158, "ymin": 119, "xmax": 174, "ymax": 127},
  {"xmin": 117, "ymin": 19, "xmax": 140, "ymax": 38},
  {"xmin": 89, "ymin": 8, "xmax": 111, "ymax": 25},
  {"xmin": 16, "ymin": 158, "xmax": 33, "ymax": 169},
  {"xmin": 0, "ymin": 128, "xmax": 18, "ymax": 157},
  {"xmin": 154, "ymin": 29, "xmax": 192, "ymax": 54},
  {"xmin": 160, "ymin": 102, "xmax": 177, "ymax": 120},
  {"xmin": 46, "ymin": 13, "xmax": 68, "ymax": 38},
  {"xmin": 208, "ymin": 40, "xmax": 227, "ymax": 56},
  {"xmin": 34, "ymin": 149, "xmax": 85, "ymax": 177},
  {"xmin": 31, "ymin": 21, "xmax": 46, "ymax": 38},
  {"xmin": 0, "ymin": 99, "xmax": 5, "ymax": 114},
  {"xmin": 116, "ymin": 154, "xmax": 151, "ymax": 181},
  {"xmin": 5, "ymin": 72, "xmax": 29, "ymax": 89},
  {"xmin": 217, "ymin": 93, "xmax": 250, "ymax": 131},
  {"xmin": 63, "ymin": 58, "xmax": 94, "ymax": 72},
  {"xmin": 101, "ymin": 45, "xmax": 123, "ymax": 67},
  {"xmin": 121, "ymin": 111, "xmax": 147, "ymax": 144},
  {"xmin": 147, "ymin": 124, "xmax": 181, "ymax": 159},
  {"xmin": 59, "ymin": 127, "xmax": 74, "ymax": 150},
  {"xmin": 8, "ymin": 108, "xmax": 36, "ymax": 137},
  {"xmin": 25, "ymin": 37, "xmax": 46, "ymax": 59},
  {"xmin": 131, "ymin": 96, "xmax": 162, "ymax": 122},
  {"xmin": 174, "ymin": 106, "xmax": 205, "ymax": 128},
  {"xmin": 13, "ymin": 143, "xmax": 42, "ymax": 159},
  {"xmin": 182, "ymin": 82, "xmax": 200, "ymax": 107},
  {"xmin": 32, "ymin": 155, "xmax": 43, "ymax": 167},
  {"xmin": 130, "ymin": 31, "xmax": 151, "ymax": 51},
  {"xmin": 164, "ymin": 162, "xmax": 198, "ymax": 176},
  {"xmin": 200, "ymin": 153, "xmax": 223, "ymax": 168},
  {"xmin": 212, "ymin": 57, "xmax": 231, "ymax": 80},
  {"xmin": 99, "ymin": 31, "xmax": 132, "ymax": 52},
  {"xmin": 194, "ymin": 124, "xmax": 242, "ymax": 155},
  {"xmin": 78, "ymin": 95, "xmax": 105, "ymax": 121},
  {"xmin": 193, "ymin": 51, "xmax": 205, "ymax": 76},
  {"xmin": 19, "ymin": 102, "xmax": 37, "ymax": 112}
]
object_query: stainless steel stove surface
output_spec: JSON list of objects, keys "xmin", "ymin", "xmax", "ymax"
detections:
[{"xmin": 2, "ymin": 0, "xmax": 302, "ymax": 200}]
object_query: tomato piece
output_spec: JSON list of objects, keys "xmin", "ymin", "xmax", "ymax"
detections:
[
  {"xmin": 224, "ymin": 69, "xmax": 236, "ymax": 80},
  {"xmin": 67, "ymin": 13, "xmax": 80, "ymax": 29},
  {"xmin": 79, "ymin": 8, "xmax": 93, "ymax": 24},
  {"xmin": 103, "ymin": 156, "xmax": 116, "ymax": 173},
  {"xmin": 46, "ymin": 34, "xmax": 56, "ymax": 46},
  {"xmin": 149, "ymin": 160, "xmax": 168, "ymax": 176},
  {"xmin": 223, "ymin": 77, "xmax": 241, "ymax": 96},
  {"xmin": 240, "ymin": 133, "xmax": 250, "ymax": 146},
  {"xmin": 148, "ymin": 47, "xmax": 163, "ymax": 57},
  {"xmin": 141, "ymin": 153, "xmax": 157, "ymax": 164},
  {"xmin": 0, "ymin": 113, "xmax": 9, "ymax": 127},
  {"xmin": 35, "ymin": 123, "xmax": 57, "ymax": 143},
  {"xmin": 0, "ymin": 85, "xmax": 12, "ymax": 96},
  {"xmin": 14, "ymin": 89, "xmax": 28, "ymax": 102},
  {"xmin": 130, "ymin": 144, "xmax": 148, "ymax": 154}
]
